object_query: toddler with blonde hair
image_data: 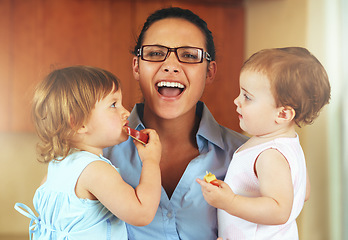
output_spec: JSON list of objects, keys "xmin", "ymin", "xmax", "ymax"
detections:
[{"xmin": 15, "ymin": 66, "xmax": 162, "ymax": 240}]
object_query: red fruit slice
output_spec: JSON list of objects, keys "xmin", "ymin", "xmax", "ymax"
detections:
[{"xmin": 123, "ymin": 126, "xmax": 149, "ymax": 145}]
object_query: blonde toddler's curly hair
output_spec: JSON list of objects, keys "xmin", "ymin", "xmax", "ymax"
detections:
[{"xmin": 32, "ymin": 65, "xmax": 121, "ymax": 163}]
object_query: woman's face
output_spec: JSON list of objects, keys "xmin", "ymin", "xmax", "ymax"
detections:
[{"xmin": 133, "ymin": 18, "xmax": 216, "ymax": 120}]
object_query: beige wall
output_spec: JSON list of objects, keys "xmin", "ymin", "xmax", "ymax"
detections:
[
  {"xmin": 0, "ymin": 133, "xmax": 46, "ymax": 237},
  {"xmin": 245, "ymin": 0, "xmax": 307, "ymax": 54}
]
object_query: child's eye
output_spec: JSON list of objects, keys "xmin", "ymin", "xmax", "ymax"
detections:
[
  {"xmin": 243, "ymin": 93, "xmax": 251, "ymax": 101},
  {"xmin": 111, "ymin": 102, "xmax": 117, "ymax": 108}
]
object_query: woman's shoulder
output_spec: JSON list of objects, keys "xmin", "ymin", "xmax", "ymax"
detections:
[
  {"xmin": 199, "ymin": 101, "xmax": 248, "ymax": 145},
  {"xmin": 219, "ymin": 125, "xmax": 249, "ymax": 148}
]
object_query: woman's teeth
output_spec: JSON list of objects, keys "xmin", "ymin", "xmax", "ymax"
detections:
[
  {"xmin": 156, "ymin": 81, "xmax": 185, "ymax": 97},
  {"xmin": 157, "ymin": 81, "xmax": 185, "ymax": 89}
]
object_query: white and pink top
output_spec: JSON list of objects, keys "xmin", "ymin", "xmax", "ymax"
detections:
[{"xmin": 218, "ymin": 135, "xmax": 307, "ymax": 240}]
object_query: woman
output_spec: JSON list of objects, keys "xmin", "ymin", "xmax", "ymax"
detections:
[{"xmin": 104, "ymin": 7, "xmax": 247, "ymax": 240}]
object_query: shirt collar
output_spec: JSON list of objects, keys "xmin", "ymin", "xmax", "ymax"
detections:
[
  {"xmin": 128, "ymin": 101, "xmax": 225, "ymax": 150},
  {"xmin": 196, "ymin": 101, "xmax": 225, "ymax": 150},
  {"xmin": 128, "ymin": 103, "xmax": 146, "ymax": 130}
]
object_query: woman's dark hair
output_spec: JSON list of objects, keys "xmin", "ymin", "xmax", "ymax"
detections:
[{"xmin": 132, "ymin": 7, "xmax": 216, "ymax": 61}]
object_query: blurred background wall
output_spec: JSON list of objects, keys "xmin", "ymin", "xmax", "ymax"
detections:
[{"xmin": 0, "ymin": 0, "xmax": 344, "ymax": 239}]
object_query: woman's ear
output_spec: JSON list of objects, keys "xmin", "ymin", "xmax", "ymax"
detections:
[
  {"xmin": 276, "ymin": 106, "xmax": 296, "ymax": 124},
  {"xmin": 132, "ymin": 57, "xmax": 140, "ymax": 81},
  {"xmin": 205, "ymin": 61, "xmax": 217, "ymax": 85}
]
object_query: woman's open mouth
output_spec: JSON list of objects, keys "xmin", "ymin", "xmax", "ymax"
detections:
[{"xmin": 156, "ymin": 81, "xmax": 185, "ymax": 98}]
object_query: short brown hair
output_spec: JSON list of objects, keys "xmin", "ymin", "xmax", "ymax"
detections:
[
  {"xmin": 241, "ymin": 47, "xmax": 331, "ymax": 127},
  {"xmin": 32, "ymin": 66, "xmax": 121, "ymax": 163}
]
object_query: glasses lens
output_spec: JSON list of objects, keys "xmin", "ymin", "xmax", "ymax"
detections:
[
  {"xmin": 177, "ymin": 47, "xmax": 203, "ymax": 63},
  {"xmin": 140, "ymin": 45, "xmax": 206, "ymax": 63},
  {"xmin": 142, "ymin": 46, "xmax": 168, "ymax": 62}
]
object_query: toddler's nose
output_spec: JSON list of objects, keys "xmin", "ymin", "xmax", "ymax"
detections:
[
  {"xmin": 233, "ymin": 96, "xmax": 240, "ymax": 107},
  {"xmin": 122, "ymin": 107, "xmax": 130, "ymax": 120}
]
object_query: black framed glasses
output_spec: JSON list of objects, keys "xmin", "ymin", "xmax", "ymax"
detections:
[{"xmin": 137, "ymin": 45, "xmax": 211, "ymax": 64}]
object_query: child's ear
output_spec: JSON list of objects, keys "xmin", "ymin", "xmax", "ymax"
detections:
[
  {"xmin": 77, "ymin": 125, "xmax": 88, "ymax": 134},
  {"xmin": 276, "ymin": 106, "xmax": 296, "ymax": 124},
  {"xmin": 70, "ymin": 116, "xmax": 87, "ymax": 134}
]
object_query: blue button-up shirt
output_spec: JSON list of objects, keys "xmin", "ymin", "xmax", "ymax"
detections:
[{"xmin": 104, "ymin": 102, "xmax": 247, "ymax": 240}]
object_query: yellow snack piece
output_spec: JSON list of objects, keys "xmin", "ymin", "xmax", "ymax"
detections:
[{"xmin": 204, "ymin": 171, "xmax": 217, "ymax": 183}]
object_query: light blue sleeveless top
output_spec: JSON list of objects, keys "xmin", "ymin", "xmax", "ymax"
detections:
[{"xmin": 15, "ymin": 151, "xmax": 127, "ymax": 240}]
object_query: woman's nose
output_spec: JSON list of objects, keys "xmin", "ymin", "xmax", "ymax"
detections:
[{"xmin": 162, "ymin": 52, "xmax": 180, "ymax": 73}]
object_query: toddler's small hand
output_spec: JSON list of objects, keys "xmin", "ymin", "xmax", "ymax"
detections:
[
  {"xmin": 134, "ymin": 129, "xmax": 161, "ymax": 164},
  {"xmin": 197, "ymin": 178, "xmax": 233, "ymax": 210}
]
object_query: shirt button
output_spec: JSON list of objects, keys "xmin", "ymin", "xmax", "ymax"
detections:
[{"xmin": 167, "ymin": 212, "xmax": 172, "ymax": 218}]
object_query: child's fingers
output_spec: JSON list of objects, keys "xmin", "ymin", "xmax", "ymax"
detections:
[
  {"xmin": 130, "ymin": 129, "xmax": 158, "ymax": 147},
  {"xmin": 215, "ymin": 179, "xmax": 224, "ymax": 187},
  {"xmin": 196, "ymin": 178, "xmax": 217, "ymax": 191},
  {"xmin": 139, "ymin": 128, "xmax": 151, "ymax": 134},
  {"xmin": 140, "ymin": 129, "xmax": 160, "ymax": 142},
  {"xmin": 147, "ymin": 129, "xmax": 159, "ymax": 140},
  {"xmin": 196, "ymin": 178, "xmax": 207, "ymax": 186},
  {"xmin": 197, "ymin": 178, "xmax": 222, "ymax": 188},
  {"xmin": 196, "ymin": 178, "xmax": 209, "ymax": 191},
  {"xmin": 217, "ymin": 180, "xmax": 229, "ymax": 188},
  {"xmin": 133, "ymin": 139, "xmax": 144, "ymax": 149},
  {"xmin": 140, "ymin": 128, "xmax": 155, "ymax": 136}
]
